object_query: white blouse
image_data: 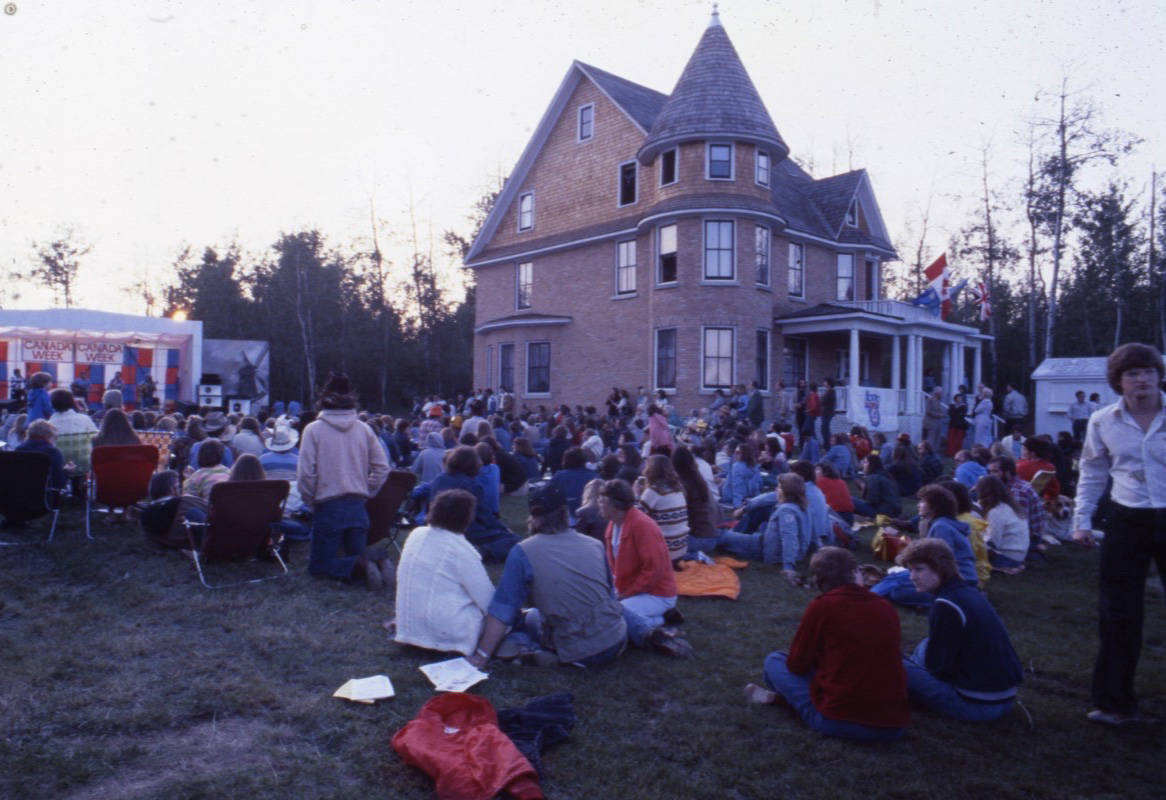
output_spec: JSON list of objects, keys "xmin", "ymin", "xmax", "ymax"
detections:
[{"xmin": 394, "ymin": 525, "xmax": 494, "ymax": 656}]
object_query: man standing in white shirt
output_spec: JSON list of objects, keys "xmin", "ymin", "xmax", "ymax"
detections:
[
  {"xmin": 1073, "ymin": 343, "xmax": 1166, "ymax": 727},
  {"xmin": 1067, "ymin": 390, "xmax": 1092, "ymax": 442},
  {"xmin": 1002, "ymin": 384, "xmax": 1028, "ymax": 431}
]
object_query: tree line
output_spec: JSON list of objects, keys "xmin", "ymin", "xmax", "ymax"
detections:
[{"xmin": 889, "ymin": 80, "xmax": 1164, "ymax": 393}]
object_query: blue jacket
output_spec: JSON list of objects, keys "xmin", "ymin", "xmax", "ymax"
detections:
[
  {"xmin": 955, "ymin": 460, "xmax": 987, "ymax": 489},
  {"xmin": 763, "ymin": 501, "xmax": 811, "ymax": 569},
  {"xmin": 550, "ymin": 466, "xmax": 599, "ymax": 515},
  {"xmin": 805, "ymin": 482, "xmax": 830, "ymax": 545},
  {"xmin": 721, "ymin": 461, "xmax": 760, "ymax": 507},
  {"xmin": 26, "ymin": 387, "xmax": 52, "ymax": 422},
  {"xmin": 822, "ymin": 444, "xmax": 854, "ymax": 478},
  {"xmin": 16, "ymin": 438, "xmax": 66, "ymax": 490},
  {"xmin": 926, "ymin": 516, "xmax": 979, "ymax": 585},
  {"xmin": 924, "ymin": 578, "xmax": 1023, "ymax": 699}
]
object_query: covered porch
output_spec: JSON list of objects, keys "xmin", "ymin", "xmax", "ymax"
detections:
[{"xmin": 776, "ymin": 300, "xmax": 990, "ymax": 439}]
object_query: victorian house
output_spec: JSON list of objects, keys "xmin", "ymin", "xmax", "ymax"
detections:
[{"xmin": 464, "ymin": 13, "xmax": 986, "ymax": 435}]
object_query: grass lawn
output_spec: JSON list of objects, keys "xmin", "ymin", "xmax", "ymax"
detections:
[{"xmin": 1, "ymin": 494, "xmax": 1163, "ymax": 800}]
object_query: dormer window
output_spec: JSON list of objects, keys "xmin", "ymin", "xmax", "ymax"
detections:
[
  {"xmin": 578, "ymin": 104, "xmax": 594, "ymax": 142},
  {"xmin": 518, "ymin": 192, "xmax": 534, "ymax": 232},
  {"xmin": 756, "ymin": 149, "xmax": 770, "ymax": 187},
  {"xmin": 707, "ymin": 143, "xmax": 733, "ymax": 180},
  {"xmin": 660, "ymin": 148, "xmax": 677, "ymax": 186},
  {"xmin": 846, "ymin": 198, "xmax": 859, "ymax": 227}
]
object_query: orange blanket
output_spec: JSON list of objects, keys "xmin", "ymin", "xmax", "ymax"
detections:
[{"xmin": 674, "ymin": 556, "xmax": 747, "ymax": 600}]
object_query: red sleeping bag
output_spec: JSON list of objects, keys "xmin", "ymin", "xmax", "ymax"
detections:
[{"xmin": 392, "ymin": 693, "xmax": 542, "ymax": 800}]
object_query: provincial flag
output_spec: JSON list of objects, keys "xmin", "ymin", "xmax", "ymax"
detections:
[{"xmin": 969, "ymin": 281, "xmax": 992, "ymax": 321}]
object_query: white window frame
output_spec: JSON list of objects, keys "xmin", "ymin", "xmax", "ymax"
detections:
[
  {"xmin": 836, "ymin": 253, "xmax": 855, "ymax": 301},
  {"xmin": 618, "ymin": 160, "xmax": 638, "ymax": 207},
  {"xmin": 615, "ymin": 240, "xmax": 636, "ymax": 296},
  {"xmin": 755, "ymin": 149, "xmax": 770, "ymax": 187},
  {"xmin": 659, "ymin": 147, "xmax": 678, "ymax": 187},
  {"xmin": 788, "ymin": 242, "xmax": 805, "ymax": 298},
  {"xmin": 701, "ymin": 326, "xmax": 736, "ymax": 391},
  {"xmin": 526, "ymin": 341, "xmax": 551, "ymax": 396},
  {"xmin": 577, "ymin": 103, "xmax": 594, "ymax": 142},
  {"xmin": 835, "ymin": 348, "xmax": 871, "ymax": 384},
  {"xmin": 657, "ymin": 223, "xmax": 678, "ymax": 285},
  {"xmin": 754, "ymin": 225, "xmax": 770, "ymax": 286},
  {"xmin": 517, "ymin": 191, "xmax": 534, "ymax": 232},
  {"xmin": 485, "ymin": 344, "xmax": 495, "ymax": 391},
  {"xmin": 655, "ymin": 328, "xmax": 678, "ymax": 391},
  {"xmin": 706, "ymin": 142, "xmax": 734, "ymax": 180},
  {"xmin": 516, "ymin": 261, "xmax": 532, "ymax": 310},
  {"xmin": 703, "ymin": 219, "xmax": 735, "ymax": 281}
]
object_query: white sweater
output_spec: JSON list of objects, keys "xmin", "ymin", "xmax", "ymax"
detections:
[
  {"xmin": 394, "ymin": 525, "xmax": 494, "ymax": 656},
  {"xmin": 984, "ymin": 504, "xmax": 1029, "ymax": 563}
]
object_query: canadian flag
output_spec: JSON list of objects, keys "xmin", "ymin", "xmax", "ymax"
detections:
[{"xmin": 923, "ymin": 254, "xmax": 952, "ymax": 319}]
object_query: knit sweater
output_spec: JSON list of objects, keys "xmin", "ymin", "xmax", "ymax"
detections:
[
  {"xmin": 394, "ymin": 525, "xmax": 493, "ymax": 656},
  {"xmin": 637, "ymin": 485, "xmax": 689, "ymax": 562},
  {"xmin": 787, "ymin": 585, "xmax": 910, "ymax": 728}
]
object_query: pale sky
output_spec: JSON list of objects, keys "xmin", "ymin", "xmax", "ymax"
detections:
[{"xmin": 2, "ymin": 0, "xmax": 1163, "ymax": 312}]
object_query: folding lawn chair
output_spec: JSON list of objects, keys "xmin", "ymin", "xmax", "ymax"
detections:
[
  {"xmin": 366, "ymin": 469, "xmax": 417, "ymax": 554},
  {"xmin": 86, "ymin": 444, "xmax": 159, "ymax": 539},
  {"xmin": 0, "ymin": 450, "xmax": 64, "ymax": 544},
  {"xmin": 183, "ymin": 479, "xmax": 290, "ymax": 589}
]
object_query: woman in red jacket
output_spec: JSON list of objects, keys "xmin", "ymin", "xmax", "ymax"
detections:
[
  {"xmin": 599, "ymin": 479, "xmax": 692, "ymax": 658},
  {"xmin": 745, "ymin": 547, "xmax": 909, "ymax": 740}
]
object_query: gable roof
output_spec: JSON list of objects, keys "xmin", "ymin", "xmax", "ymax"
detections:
[
  {"xmin": 638, "ymin": 15, "xmax": 788, "ymax": 164},
  {"xmin": 465, "ymin": 61, "xmax": 665, "ymax": 264},
  {"xmin": 576, "ymin": 62, "xmax": 668, "ymax": 133}
]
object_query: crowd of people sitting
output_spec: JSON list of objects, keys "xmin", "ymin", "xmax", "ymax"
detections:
[{"xmin": 1, "ymin": 342, "xmax": 1161, "ymax": 738}]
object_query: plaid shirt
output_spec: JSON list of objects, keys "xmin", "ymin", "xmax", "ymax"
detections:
[
  {"xmin": 56, "ymin": 431, "xmax": 96, "ymax": 473},
  {"xmin": 1010, "ymin": 476, "xmax": 1046, "ymax": 542}
]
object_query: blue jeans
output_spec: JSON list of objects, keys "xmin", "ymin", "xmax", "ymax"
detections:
[
  {"xmin": 763, "ymin": 652, "xmax": 906, "ymax": 741},
  {"xmin": 903, "ymin": 639, "xmax": 1015, "ymax": 721},
  {"xmin": 717, "ymin": 529, "xmax": 783, "ymax": 565},
  {"xmin": 620, "ymin": 594, "xmax": 675, "ymax": 647},
  {"xmin": 870, "ymin": 570, "xmax": 933, "ymax": 608},
  {"xmin": 504, "ymin": 608, "xmax": 626, "ymax": 667},
  {"xmin": 308, "ymin": 495, "xmax": 369, "ymax": 580},
  {"xmin": 988, "ymin": 549, "xmax": 1025, "ymax": 569}
]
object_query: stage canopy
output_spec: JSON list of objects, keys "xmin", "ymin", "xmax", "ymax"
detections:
[{"xmin": 0, "ymin": 308, "xmax": 202, "ymax": 408}]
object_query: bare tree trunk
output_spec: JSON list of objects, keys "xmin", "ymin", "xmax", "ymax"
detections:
[
  {"xmin": 979, "ymin": 147, "xmax": 999, "ymax": 387},
  {"xmin": 294, "ymin": 247, "xmax": 317, "ymax": 397},
  {"xmin": 1024, "ymin": 132, "xmax": 1042, "ymax": 375},
  {"xmin": 1152, "ymin": 169, "xmax": 1163, "ymax": 351}
]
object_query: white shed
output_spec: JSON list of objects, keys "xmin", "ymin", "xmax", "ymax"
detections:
[{"xmin": 1031, "ymin": 357, "xmax": 1117, "ymax": 436}]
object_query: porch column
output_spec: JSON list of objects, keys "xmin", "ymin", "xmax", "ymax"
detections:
[
  {"xmin": 905, "ymin": 334, "xmax": 919, "ymax": 413},
  {"xmin": 954, "ymin": 342, "xmax": 965, "ymax": 393},
  {"xmin": 973, "ymin": 343, "xmax": 983, "ymax": 390},
  {"xmin": 849, "ymin": 328, "xmax": 860, "ymax": 393},
  {"xmin": 891, "ymin": 334, "xmax": 901, "ymax": 393}
]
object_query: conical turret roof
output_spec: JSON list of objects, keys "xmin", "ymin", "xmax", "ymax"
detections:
[{"xmin": 638, "ymin": 14, "xmax": 788, "ymax": 164}]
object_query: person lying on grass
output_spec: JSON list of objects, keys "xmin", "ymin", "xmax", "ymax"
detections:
[
  {"xmin": 870, "ymin": 484, "xmax": 978, "ymax": 609},
  {"xmin": 395, "ymin": 489, "xmax": 494, "ymax": 658},
  {"xmin": 897, "ymin": 538, "xmax": 1023, "ymax": 721},
  {"xmin": 466, "ymin": 483, "xmax": 629, "ymax": 668},
  {"xmin": 717, "ymin": 473, "xmax": 811, "ymax": 586},
  {"xmin": 744, "ymin": 546, "xmax": 910, "ymax": 741}
]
